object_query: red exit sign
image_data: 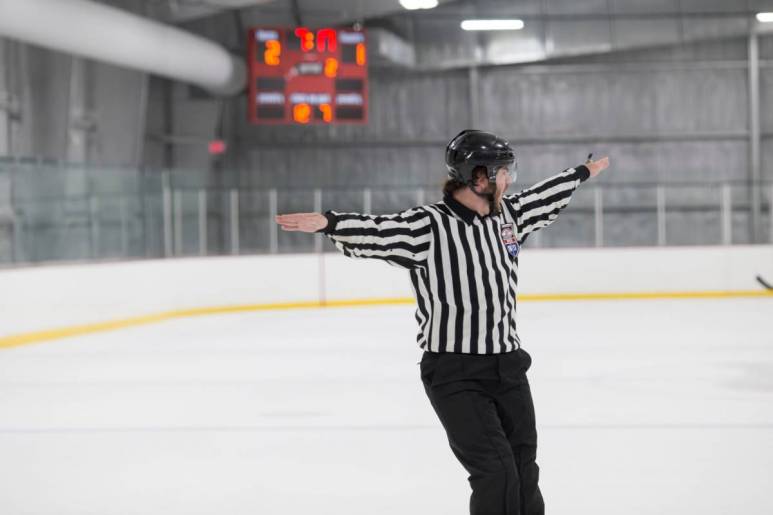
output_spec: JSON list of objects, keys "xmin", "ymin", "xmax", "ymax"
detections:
[{"xmin": 247, "ymin": 27, "xmax": 368, "ymax": 125}]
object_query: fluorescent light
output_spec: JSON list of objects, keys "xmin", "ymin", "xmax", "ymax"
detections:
[
  {"xmin": 461, "ymin": 19, "xmax": 525, "ymax": 31},
  {"xmin": 399, "ymin": 0, "xmax": 438, "ymax": 10},
  {"xmin": 757, "ymin": 12, "xmax": 773, "ymax": 22}
]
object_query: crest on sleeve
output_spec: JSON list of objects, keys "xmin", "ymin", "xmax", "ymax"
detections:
[{"xmin": 500, "ymin": 223, "xmax": 520, "ymax": 257}]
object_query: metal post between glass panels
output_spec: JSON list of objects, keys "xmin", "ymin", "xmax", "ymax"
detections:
[
  {"xmin": 198, "ymin": 189, "xmax": 207, "ymax": 256},
  {"xmin": 594, "ymin": 187, "xmax": 603, "ymax": 247},
  {"xmin": 230, "ymin": 189, "xmax": 240, "ymax": 255},
  {"xmin": 416, "ymin": 189, "xmax": 425, "ymax": 206},
  {"xmin": 89, "ymin": 196, "xmax": 99, "ymax": 259},
  {"xmin": 721, "ymin": 184, "xmax": 732, "ymax": 245},
  {"xmin": 173, "ymin": 190, "xmax": 182, "ymax": 256},
  {"xmin": 120, "ymin": 195, "xmax": 129, "ymax": 256},
  {"xmin": 656, "ymin": 186, "xmax": 666, "ymax": 246},
  {"xmin": 768, "ymin": 184, "xmax": 773, "ymax": 243},
  {"xmin": 363, "ymin": 188, "xmax": 371, "ymax": 214},
  {"xmin": 10, "ymin": 212, "xmax": 17, "ymax": 264},
  {"xmin": 162, "ymin": 173, "xmax": 172, "ymax": 257},
  {"xmin": 530, "ymin": 227, "xmax": 543, "ymax": 248},
  {"xmin": 268, "ymin": 188, "xmax": 277, "ymax": 253},
  {"xmin": 313, "ymin": 188, "xmax": 322, "ymax": 253}
]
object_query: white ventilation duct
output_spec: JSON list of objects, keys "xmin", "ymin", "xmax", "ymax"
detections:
[{"xmin": 0, "ymin": 0, "xmax": 246, "ymax": 96}]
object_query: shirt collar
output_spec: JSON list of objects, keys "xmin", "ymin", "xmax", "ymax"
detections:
[{"xmin": 443, "ymin": 193, "xmax": 485, "ymax": 225}]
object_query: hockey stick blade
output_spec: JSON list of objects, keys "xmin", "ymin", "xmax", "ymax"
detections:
[{"xmin": 756, "ymin": 275, "xmax": 773, "ymax": 290}]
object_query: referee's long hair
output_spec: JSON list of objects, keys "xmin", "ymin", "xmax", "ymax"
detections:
[{"xmin": 442, "ymin": 166, "xmax": 487, "ymax": 197}]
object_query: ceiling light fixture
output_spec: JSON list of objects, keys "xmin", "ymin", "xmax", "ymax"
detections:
[
  {"xmin": 461, "ymin": 19, "xmax": 525, "ymax": 31},
  {"xmin": 757, "ymin": 12, "xmax": 773, "ymax": 22},
  {"xmin": 399, "ymin": 0, "xmax": 438, "ymax": 10}
]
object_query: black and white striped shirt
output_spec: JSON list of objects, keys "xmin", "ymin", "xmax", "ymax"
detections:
[{"xmin": 321, "ymin": 165, "xmax": 591, "ymax": 354}]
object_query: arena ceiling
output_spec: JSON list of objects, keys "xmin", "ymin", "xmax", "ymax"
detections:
[{"xmin": 143, "ymin": 0, "xmax": 773, "ymax": 69}]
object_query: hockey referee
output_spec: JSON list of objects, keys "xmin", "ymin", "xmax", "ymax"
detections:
[{"xmin": 275, "ymin": 130, "xmax": 610, "ymax": 515}]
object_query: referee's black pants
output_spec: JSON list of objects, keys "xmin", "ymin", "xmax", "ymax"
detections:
[{"xmin": 420, "ymin": 348, "xmax": 544, "ymax": 515}]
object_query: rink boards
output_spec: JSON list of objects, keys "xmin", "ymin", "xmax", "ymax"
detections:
[{"xmin": 0, "ymin": 245, "xmax": 771, "ymax": 345}]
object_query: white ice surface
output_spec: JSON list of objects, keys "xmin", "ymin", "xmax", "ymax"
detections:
[{"xmin": 1, "ymin": 297, "xmax": 772, "ymax": 515}]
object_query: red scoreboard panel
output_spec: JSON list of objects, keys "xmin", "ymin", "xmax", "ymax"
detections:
[{"xmin": 248, "ymin": 27, "xmax": 368, "ymax": 125}]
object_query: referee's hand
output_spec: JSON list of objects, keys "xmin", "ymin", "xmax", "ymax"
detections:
[
  {"xmin": 586, "ymin": 156, "xmax": 610, "ymax": 178},
  {"xmin": 275, "ymin": 212, "xmax": 328, "ymax": 232}
]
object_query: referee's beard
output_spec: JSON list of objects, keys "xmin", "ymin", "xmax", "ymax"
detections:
[
  {"xmin": 467, "ymin": 167, "xmax": 510, "ymax": 216},
  {"xmin": 483, "ymin": 178, "xmax": 508, "ymax": 215}
]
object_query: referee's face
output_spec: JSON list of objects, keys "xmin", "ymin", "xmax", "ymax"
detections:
[
  {"xmin": 487, "ymin": 166, "xmax": 512, "ymax": 214},
  {"xmin": 495, "ymin": 166, "xmax": 512, "ymax": 188},
  {"xmin": 494, "ymin": 166, "xmax": 512, "ymax": 196}
]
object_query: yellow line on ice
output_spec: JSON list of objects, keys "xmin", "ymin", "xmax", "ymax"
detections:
[
  {"xmin": 520, "ymin": 290, "xmax": 773, "ymax": 301},
  {"xmin": 0, "ymin": 290, "xmax": 770, "ymax": 350}
]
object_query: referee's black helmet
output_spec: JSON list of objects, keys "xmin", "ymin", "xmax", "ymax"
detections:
[{"xmin": 445, "ymin": 130, "xmax": 517, "ymax": 184}]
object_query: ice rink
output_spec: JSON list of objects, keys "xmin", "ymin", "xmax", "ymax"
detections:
[{"xmin": 1, "ymin": 296, "xmax": 772, "ymax": 515}]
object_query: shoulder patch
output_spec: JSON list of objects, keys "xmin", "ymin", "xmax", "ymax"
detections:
[{"xmin": 500, "ymin": 223, "xmax": 520, "ymax": 257}]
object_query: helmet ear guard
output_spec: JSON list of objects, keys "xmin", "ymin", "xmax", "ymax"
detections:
[{"xmin": 479, "ymin": 162, "xmax": 517, "ymax": 183}]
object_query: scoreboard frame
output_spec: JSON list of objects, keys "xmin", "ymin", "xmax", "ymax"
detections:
[{"xmin": 247, "ymin": 26, "xmax": 369, "ymax": 125}]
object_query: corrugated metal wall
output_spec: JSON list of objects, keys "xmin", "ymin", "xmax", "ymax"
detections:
[{"xmin": 234, "ymin": 37, "xmax": 763, "ymax": 186}]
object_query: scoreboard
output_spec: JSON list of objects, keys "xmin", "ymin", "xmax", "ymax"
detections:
[{"xmin": 248, "ymin": 27, "xmax": 368, "ymax": 125}]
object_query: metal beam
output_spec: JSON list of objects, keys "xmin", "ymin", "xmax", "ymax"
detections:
[
  {"xmin": 748, "ymin": 29, "xmax": 761, "ymax": 243},
  {"xmin": 0, "ymin": 38, "xmax": 10, "ymax": 155},
  {"xmin": 290, "ymin": 0, "xmax": 303, "ymax": 27},
  {"xmin": 134, "ymin": 73, "xmax": 149, "ymax": 167},
  {"xmin": 65, "ymin": 57, "xmax": 93, "ymax": 163},
  {"xmin": 467, "ymin": 65, "xmax": 479, "ymax": 128},
  {"xmin": 240, "ymin": 130, "xmax": 755, "ymax": 149},
  {"xmin": 370, "ymin": 58, "xmax": 773, "ymax": 75},
  {"xmin": 162, "ymin": 79, "xmax": 174, "ymax": 169},
  {"xmin": 409, "ymin": 9, "xmax": 768, "ymax": 22}
]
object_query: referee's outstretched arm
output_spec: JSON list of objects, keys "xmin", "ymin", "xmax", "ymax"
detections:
[
  {"xmin": 275, "ymin": 207, "xmax": 432, "ymax": 269},
  {"xmin": 502, "ymin": 156, "xmax": 609, "ymax": 241}
]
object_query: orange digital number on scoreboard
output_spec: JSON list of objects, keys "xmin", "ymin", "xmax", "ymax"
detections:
[
  {"xmin": 292, "ymin": 103, "xmax": 311, "ymax": 124},
  {"xmin": 320, "ymin": 103, "xmax": 332, "ymax": 122},
  {"xmin": 264, "ymin": 40, "xmax": 281, "ymax": 66},
  {"xmin": 324, "ymin": 58, "xmax": 338, "ymax": 78}
]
